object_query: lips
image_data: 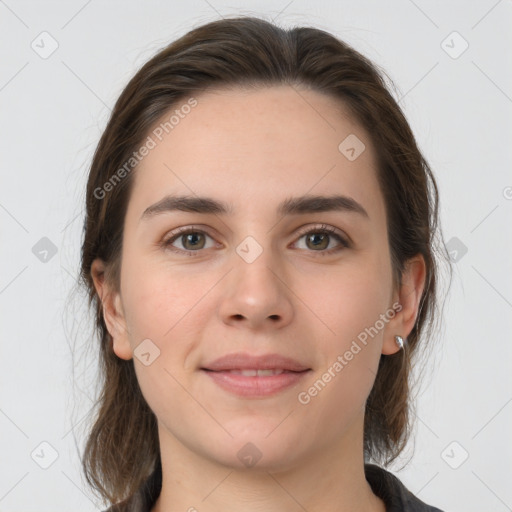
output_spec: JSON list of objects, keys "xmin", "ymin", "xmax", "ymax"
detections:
[
  {"xmin": 201, "ymin": 352, "xmax": 311, "ymax": 398},
  {"xmin": 201, "ymin": 352, "xmax": 310, "ymax": 372}
]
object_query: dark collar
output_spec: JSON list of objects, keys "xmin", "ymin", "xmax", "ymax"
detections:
[{"xmin": 365, "ymin": 463, "xmax": 444, "ymax": 511}]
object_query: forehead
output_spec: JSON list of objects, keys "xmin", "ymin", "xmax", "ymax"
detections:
[{"xmin": 126, "ymin": 85, "xmax": 384, "ymax": 222}]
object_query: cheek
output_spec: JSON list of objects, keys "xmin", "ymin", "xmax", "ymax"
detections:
[
  {"xmin": 302, "ymin": 260, "xmax": 392, "ymax": 345},
  {"xmin": 298, "ymin": 255, "xmax": 392, "ymax": 410},
  {"xmin": 122, "ymin": 268, "xmax": 210, "ymax": 424},
  {"xmin": 120, "ymin": 256, "xmax": 212, "ymax": 341},
  {"xmin": 296, "ymin": 272, "xmax": 387, "ymax": 432}
]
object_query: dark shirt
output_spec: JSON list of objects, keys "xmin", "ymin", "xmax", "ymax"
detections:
[{"xmin": 104, "ymin": 461, "xmax": 444, "ymax": 512}]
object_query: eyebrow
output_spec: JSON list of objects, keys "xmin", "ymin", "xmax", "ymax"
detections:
[{"xmin": 140, "ymin": 194, "xmax": 369, "ymax": 221}]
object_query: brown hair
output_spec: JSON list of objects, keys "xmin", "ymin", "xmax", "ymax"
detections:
[{"xmin": 78, "ymin": 15, "xmax": 450, "ymax": 506}]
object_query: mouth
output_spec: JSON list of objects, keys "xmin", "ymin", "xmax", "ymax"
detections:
[{"xmin": 200, "ymin": 353, "xmax": 312, "ymax": 398}]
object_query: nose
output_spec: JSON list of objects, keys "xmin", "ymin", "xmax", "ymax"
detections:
[{"xmin": 217, "ymin": 245, "xmax": 294, "ymax": 331}]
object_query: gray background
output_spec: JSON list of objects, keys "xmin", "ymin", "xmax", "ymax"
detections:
[{"xmin": 1, "ymin": 1, "xmax": 511, "ymax": 511}]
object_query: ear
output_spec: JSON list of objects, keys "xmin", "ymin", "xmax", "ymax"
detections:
[
  {"xmin": 382, "ymin": 254, "xmax": 427, "ymax": 355},
  {"xmin": 90, "ymin": 258, "xmax": 133, "ymax": 360}
]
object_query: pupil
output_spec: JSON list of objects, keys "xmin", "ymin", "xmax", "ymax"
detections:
[
  {"xmin": 185, "ymin": 233, "xmax": 203, "ymax": 249},
  {"xmin": 308, "ymin": 233, "xmax": 327, "ymax": 249}
]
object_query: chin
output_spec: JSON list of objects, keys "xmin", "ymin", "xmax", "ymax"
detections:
[{"xmin": 198, "ymin": 421, "xmax": 307, "ymax": 472}]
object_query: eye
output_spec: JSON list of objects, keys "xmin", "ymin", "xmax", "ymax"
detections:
[
  {"xmin": 161, "ymin": 226, "xmax": 217, "ymax": 256},
  {"xmin": 292, "ymin": 224, "xmax": 350, "ymax": 255}
]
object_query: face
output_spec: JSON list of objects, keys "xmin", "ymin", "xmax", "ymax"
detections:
[{"xmin": 93, "ymin": 85, "xmax": 420, "ymax": 471}]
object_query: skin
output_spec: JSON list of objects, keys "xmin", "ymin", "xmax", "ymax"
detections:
[{"xmin": 92, "ymin": 85, "xmax": 425, "ymax": 512}]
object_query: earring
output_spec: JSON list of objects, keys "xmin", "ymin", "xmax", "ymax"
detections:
[{"xmin": 395, "ymin": 335, "xmax": 404, "ymax": 350}]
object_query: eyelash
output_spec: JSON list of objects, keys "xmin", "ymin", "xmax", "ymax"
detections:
[{"xmin": 160, "ymin": 224, "xmax": 350, "ymax": 258}]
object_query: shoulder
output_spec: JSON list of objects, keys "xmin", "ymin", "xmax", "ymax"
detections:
[{"xmin": 365, "ymin": 463, "xmax": 445, "ymax": 512}]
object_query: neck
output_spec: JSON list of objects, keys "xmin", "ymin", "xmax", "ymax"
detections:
[{"xmin": 151, "ymin": 415, "xmax": 385, "ymax": 512}]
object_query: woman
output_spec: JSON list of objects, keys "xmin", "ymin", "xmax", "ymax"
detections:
[{"xmin": 79, "ymin": 15, "xmax": 449, "ymax": 512}]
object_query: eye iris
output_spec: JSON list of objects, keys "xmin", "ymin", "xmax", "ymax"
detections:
[
  {"xmin": 183, "ymin": 232, "xmax": 205, "ymax": 250},
  {"xmin": 306, "ymin": 233, "xmax": 329, "ymax": 250}
]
